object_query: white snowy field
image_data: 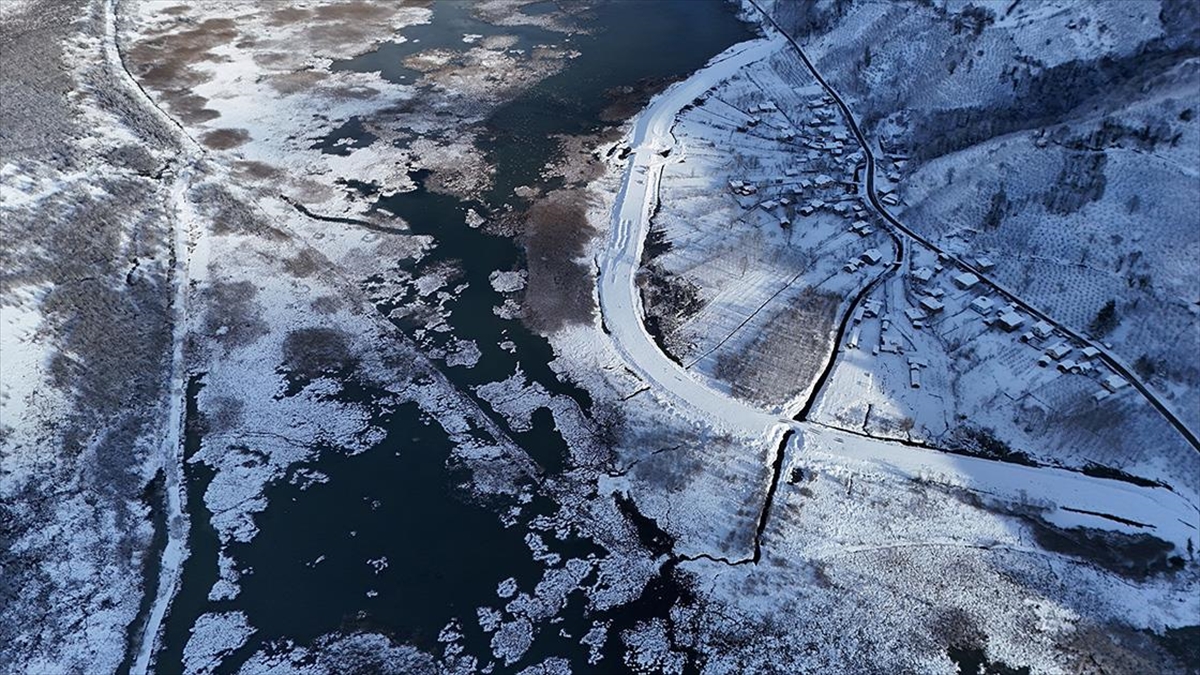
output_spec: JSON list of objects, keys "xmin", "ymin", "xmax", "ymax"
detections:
[{"xmin": 810, "ymin": 235, "xmax": 1200, "ymax": 509}]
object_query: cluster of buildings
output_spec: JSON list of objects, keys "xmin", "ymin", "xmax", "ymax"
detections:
[
  {"xmin": 897, "ymin": 253, "xmax": 1130, "ymax": 399},
  {"xmin": 1015, "ymin": 316, "xmax": 1127, "ymax": 403},
  {"xmin": 724, "ymin": 93, "xmax": 863, "ymax": 223},
  {"xmin": 718, "ymin": 89, "xmax": 1129, "ymax": 405},
  {"xmin": 835, "ymin": 245, "xmax": 1133, "ymax": 402}
]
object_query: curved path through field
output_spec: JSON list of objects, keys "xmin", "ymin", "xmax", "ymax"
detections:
[{"xmin": 597, "ymin": 37, "xmax": 785, "ymax": 437}]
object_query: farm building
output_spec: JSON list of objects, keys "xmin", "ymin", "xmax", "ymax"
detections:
[
  {"xmin": 953, "ymin": 272, "xmax": 980, "ymax": 290},
  {"xmin": 920, "ymin": 297, "xmax": 945, "ymax": 313},
  {"xmin": 997, "ymin": 311, "xmax": 1025, "ymax": 332},
  {"xmin": 1045, "ymin": 342, "xmax": 1073, "ymax": 360},
  {"xmin": 1057, "ymin": 359, "xmax": 1081, "ymax": 373},
  {"xmin": 1102, "ymin": 374, "xmax": 1130, "ymax": 392},
  {"xmin": 911, "ymin": 266, "xmax": 934, "ymax": 283},
  {"xmin": 970, "ymin": 296, "xmax": 995, "ymax": 314}
]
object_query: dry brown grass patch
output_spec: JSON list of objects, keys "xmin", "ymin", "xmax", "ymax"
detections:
[
  {"xmin": 234, "ymin": 160, "xmax": 282, "ymax": 181},
  {"xmin": 714, "ymin": 287, "xmax": 841, "ymax": 408},
  {"xmin": 201, "ymin": 128, "xmax": 251, "ymax": 150},
  {"xmin": 520, "ymin": 188, "xmax": 599, "ymax": 333}
]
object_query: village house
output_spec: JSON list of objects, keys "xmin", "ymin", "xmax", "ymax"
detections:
[
  {"xmin": 953, "ymin": 272, "xmax": 979, "ymax": 290},
  {"xmin": 920, "ymin": 297, "xmax": 945, "ymax": 314},
  {"xmin": 969, "ymin": 296, "xmax": 994, "ymax": 314},
  {"xmin": 1044, "ymin": 341, "xmax": 1073, "ymax": 360},
  {"xmin": 1102, "ymin": 374, "xmax": 1129, "ymax": 392},
  {"xmin": 1031, "ymin": 320, "xmax": 1054, "ymax": 339},
  {"xmin": 997, "ymin": 311, "xmax": 1025, "ymax": 332}
]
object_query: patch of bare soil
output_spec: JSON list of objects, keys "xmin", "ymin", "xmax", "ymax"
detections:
[
  {"xmin": 313, "ymin": 1, "xmax": 404, "ymax": 22},
  {"xmin": 264, "ymin": 68, "xmax": 329, "ymax": 94},
  {"xmin": 714, "ymin": 287, "xmax": 840, "ymax": 407},
  {"xmin": 410, "ymin": 44, "xmax": 573, "ymax": 103},
  {"xmin": 201, "ymin": 128, "xmax": 250, "ymax": 150},
  {"xmin": 548, "ymin": 130, "xmax": 621, "ymax": 188},
  {"xmin": 125, "ymin": 17, "xmax": 238, "ymax": 123},
  {"xmin": 201, "ymin": 280, "xmax": 269, "ymax": 350},
  {"xmin": 282, "ymin": 249, "xmax": 324, "ymax": 278},
  {"xmin": 520, "ymin": 188, "xmax": 597, "ymax": 333},
  {"xmin": 234, "ymin": 160, "xmax": 282, "ymax": 180}
]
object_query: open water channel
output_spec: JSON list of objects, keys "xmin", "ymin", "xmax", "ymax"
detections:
[{"xmin": 153, "ymin": 2, "xmax": 753, "ymax": 673}]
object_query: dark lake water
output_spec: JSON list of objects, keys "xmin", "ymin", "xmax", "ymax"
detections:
[{"xmin": 156, "ymin": 2, "xmax": 753, "ymax": 673}]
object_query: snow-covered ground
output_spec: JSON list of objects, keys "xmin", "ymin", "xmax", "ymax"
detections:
[
  {"xmin": 762, "ymin": 0, "xmax": 1200, "ymax": 439},
  {"xmin": 578, "ymin": 5, "xmax": 1200, "ymax": 670},
  {"xmin": 643, "ymin": 48, "xmax": 885, "ymax": 414},
  {"xmin": 678, "ymin": 424, "xmax": 1198, "ymax": 673},
  {"xmin": 802, "ymin": 424, "xmax": 1198, "ymax": 553},
  {"xmin": 5, "ymin": 0, "xmax": 1198, "ymax": 672},
  {"xmin": 0, "ymin": 284, "xmax": 54, "ymax": 440},
  {"xmin": 595, "ymin": 9, "xmax": 1198, "ymax": 557},
  {"xmin": 811, "ymin": 236, "xmax": 1200, "ymax": 508}
]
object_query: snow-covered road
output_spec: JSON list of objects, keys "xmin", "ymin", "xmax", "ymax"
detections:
[
  {"xmin": 104, "ymin": 0, "xmax": 208, "ymax": 670},
  {"xmin": 802, "ymin": 425, "xmax": 1199, "ymax": 553},
  {"xmin": 597, "ymin": 37, "xmax": 785, "ymax": 438},
  {"xmin": 745, "ymin": 0, "xmax": 1199, "ymax": 453}
]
